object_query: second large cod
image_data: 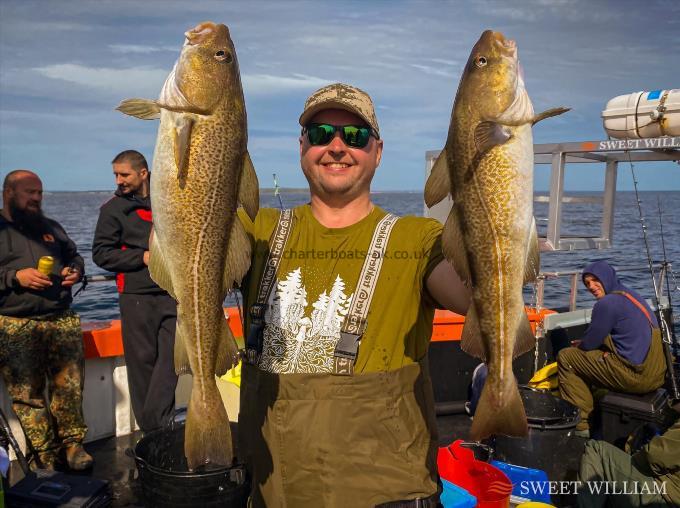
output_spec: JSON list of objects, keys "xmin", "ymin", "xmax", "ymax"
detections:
[
  {"xmin": 117, "ymin": 21, "xmax": 259, "ymax": 469},
  {"xmin": 425, "ymin": 30, "xmax": 568, "ymax": 440}
]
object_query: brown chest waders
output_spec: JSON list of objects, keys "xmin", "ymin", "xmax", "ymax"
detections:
[{"xmin": 240, "ymin": 209, "xmax": 440, "ymax": 507}]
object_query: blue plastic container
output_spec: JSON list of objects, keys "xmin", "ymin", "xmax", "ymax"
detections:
[
  {"xmin": 440, "ymin": 479, "xmax": 476, "ymax": 508},
  {"xmin": 490, "ymin": 460, "xmax": 551, "ymax": 503}
]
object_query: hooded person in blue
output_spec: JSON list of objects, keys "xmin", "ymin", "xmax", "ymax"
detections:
[
  {"xmin": 579, "ymin": 261, "xmax": 658, "ymax": 364},
  {"xmin": 558, "ymin": 261, "xmax": 666, "ymax": 436}
]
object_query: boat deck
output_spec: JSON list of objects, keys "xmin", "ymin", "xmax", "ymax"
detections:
[{"xmin": 6, "ymin": 413, "xmax": 580, "ymax": 507}]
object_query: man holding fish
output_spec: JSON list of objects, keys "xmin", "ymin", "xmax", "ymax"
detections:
[
  {"xmin": 237, "ymin": 82, "xmax": 470, "ymax": 506},
  {"xmin": 118, "ymin": 20, "xmax": 566, "ymax": 507}
]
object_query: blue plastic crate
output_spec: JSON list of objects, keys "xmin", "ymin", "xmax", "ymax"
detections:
[
  {"xmin": 440, "ymin": 479, "xmax": 476, "ymax": 508},
  {"xmin": 490, "ymin": 460, "xmax": 551, "ymax": 503}
]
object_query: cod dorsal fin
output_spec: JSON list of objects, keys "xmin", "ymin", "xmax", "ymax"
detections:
[
  {"xmin": 116, "ymin": 98, "xmax": 162, "ymax": 120},
  {"xmin": 222, "ymin": 216, "xmax": 252, "ymax": 298},
  {"xmin": 238, "ymin": 151, "xmax": 260, "ymax": 221},
  {"xmin": 214, "ymin": 314, "xmax": 239, "ymax": 376},
  {"xmin": 174, "ymin": 316, "xmax": 191, "ymax": 375},
  {"xmin": 424, "ymin": 148, "xmax": 451, "ymax": 207},
  {"xmin": 148, "ymin": 229, "xmax": 176, "ymax": 300},
  {"xmin": 523, "ymin": 216, "xmax": 540, "ymax": 285},
  {"xmin": 442, "ymin": 205, "xmax": 471, "ymax": 286},
  {"xmin": 513, "ymin": 310, "xmax": 537, "ymax": 359},
  {"xmin": 460, "ymin": 304, "xmax": 486, "ymax": 362}
]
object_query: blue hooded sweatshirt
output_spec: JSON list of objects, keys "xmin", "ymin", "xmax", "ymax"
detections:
[{"xmin": 580, "ymin": 260, "xmax": 658, "ymax": 365}]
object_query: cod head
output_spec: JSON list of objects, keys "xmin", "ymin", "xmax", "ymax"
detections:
[
  {"xmin": 161, "ymin": 21, "xmax": 242, "ymax": 113},
  {"xmin": 457, "ymin": 30, "xmax": 533, "ymax": 126}
]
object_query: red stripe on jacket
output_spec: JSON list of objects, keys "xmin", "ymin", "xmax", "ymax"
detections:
[{"xmin": 116, "ymin": 245, "xmax": 127, "ymax": 293}]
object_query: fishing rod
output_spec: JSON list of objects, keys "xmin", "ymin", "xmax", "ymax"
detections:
[
  {"xmin": 273, "ymin": 173, "xmax": 284, "ymax": 210},
  {"xmin": 628, "ymin": 154, "xmax": 680, "ymax": 400},
  {"xmin": 657, "ymin": 196, "xmax": 679, "ymax": 357}
]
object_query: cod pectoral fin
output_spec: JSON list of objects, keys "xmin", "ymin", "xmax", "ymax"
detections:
[
  {"xmin": 116, "ymin": 98, "xmax": 162, "ymax": 120},
  {"xmin": 532, "ymin": 107, "xmax": 570, "ymax": 125},
  {"xmin": 174, "ymin": 117, "xmax": 194, "ymax": 187},
  {"xmin": 523, "ymin": 216, "xmax": 540, "ymax": 285},
  {"xmin": 442, "ymin": 205, "xmax": 471, "ymax": 285},
  {"xmin": 238, "ymin": 151, "xmax": 260, "ymax": 221},
  {"xmin": 424, "ymin": 148, "xmax": 451, "ymax": 207},
  {"xmin": 474, "ymin": 121, "xmax": 512, "ymax": 154},
  {"xmin": 460, "ymin": 304, "xmax": 486, "ymax": 362}
]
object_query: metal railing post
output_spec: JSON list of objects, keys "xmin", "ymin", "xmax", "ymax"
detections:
[
  {"xmin": 546, "ymin": 151, "xmax": 565, "ymax": 250},
  {"xmin": 569, "ymin": 273, "xmax": 579, "ymax": 311}
]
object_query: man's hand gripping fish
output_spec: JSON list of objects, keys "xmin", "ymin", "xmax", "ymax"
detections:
[{"xmin": 117, "ymin": 21, "xmax": 259, "ymax": 469}]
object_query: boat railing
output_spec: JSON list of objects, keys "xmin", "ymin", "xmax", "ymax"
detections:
[
  {"xmin": 87, "ymin": 263, "xmax": 673, "ymax": 318},
  {"xmin": 424, "ymin": 136, "xmax": 680, "ymax": 252},
  {"xmin": 535, "ymin": 262, "xmax": 672, "ymax": 313}
]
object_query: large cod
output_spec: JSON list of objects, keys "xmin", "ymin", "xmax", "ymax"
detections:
[
  {"xmin": 117, "ymin": 22, "xmax": 258, "ymax": 469},
  {"xmin": 425, "ymin": 30, "xmax": 567, "ymax": 440}
]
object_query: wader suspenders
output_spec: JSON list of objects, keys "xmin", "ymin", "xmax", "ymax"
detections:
[
  {"xmin": 245, "ymin": 208, "xmax": 294, "ymax": 364},
  {"xmin": 332, "ymin": 213, "xmax": 399, "ymax": 375},
  {"xmin": 611, "ymin": 290, "xmax": 655, "ymax": 327}
]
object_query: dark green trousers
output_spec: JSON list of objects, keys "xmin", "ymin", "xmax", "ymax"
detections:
[
  {"xmin": 558, "ymin": 330, "xmax": 666, "ymax": 430},
  {"xmin": 578, "ymin": 440, "xmax": 668, "ymax": 507}
]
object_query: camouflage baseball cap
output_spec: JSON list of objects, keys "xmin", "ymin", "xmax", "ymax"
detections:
[{"xmin": 299, "ymin": 83, "xmax": 380, "ymax": 137}]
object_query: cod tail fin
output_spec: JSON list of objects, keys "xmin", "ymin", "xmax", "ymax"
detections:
[
  {"xmin": 470, "ymin": 375, "xmax": 527, "ymax": 441},
  {"xmin": 185, "ymin": 380, "xmax": 234, "ymax": 470}
]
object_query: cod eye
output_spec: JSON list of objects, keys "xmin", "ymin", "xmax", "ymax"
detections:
[
  {"xmin": 475, "ymin": 56, "xmax": 488, "ymax": 68},
  {"xmin": 214, "ymin": 50, "xmax": 232, "ymax": 63}
]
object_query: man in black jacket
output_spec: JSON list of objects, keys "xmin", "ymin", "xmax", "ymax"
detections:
[
  {"xmin": 0, "ymin": 169, "xmax": 91, "ymax": 470},
  {"xmin": 92, "ymin": 150, "xmax": 177, "ymax": 432}
]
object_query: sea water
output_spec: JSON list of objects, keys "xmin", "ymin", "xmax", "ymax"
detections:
[{"xmin": 41, "ymin": 190, "xmax": 680, "ymax": 324}]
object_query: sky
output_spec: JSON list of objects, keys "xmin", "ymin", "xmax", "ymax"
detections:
[{"xmin": 1, "ymin": 0, "xmax": 679, "ymax": 192}]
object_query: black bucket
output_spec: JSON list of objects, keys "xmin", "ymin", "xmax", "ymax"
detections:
[
  {"xmin": 492, "ymin": 386, "xmax": 585, "ymax": 481},
  {"xmin": 129, "ymin": 421, "xmax": 249, "ymax": 508}
]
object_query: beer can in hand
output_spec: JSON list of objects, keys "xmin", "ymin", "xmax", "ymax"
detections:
[{"xmin": 37, "ymin": 256, "xmax": 54, "ymax": 276}]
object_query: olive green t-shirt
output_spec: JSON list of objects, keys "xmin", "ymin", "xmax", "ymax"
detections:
[{"xmin": 239, "ymin": 204, "xmax": 443, "ymax": 374}]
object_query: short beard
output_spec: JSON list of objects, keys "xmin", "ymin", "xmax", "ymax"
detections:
[{"xmin": 9, "ymin": 200, "xmax": 47, "ymax": 236}]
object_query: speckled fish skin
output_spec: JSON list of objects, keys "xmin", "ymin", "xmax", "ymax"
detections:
[
  {"xmin": 426, "ymin": 30, "xmax": 554, "ymax": 441},
  {"xmin": 119, "ymin": 22, "xmax": 257, "ymax": 469}
]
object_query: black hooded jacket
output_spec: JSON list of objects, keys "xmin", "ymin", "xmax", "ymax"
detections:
[
  {"xmin": 92, "ymin": 191, "xmax": 165, "ymax": 295},
  {"xmin": 0, "ymin": 211, "xmax": 85, "ymax": 317}
]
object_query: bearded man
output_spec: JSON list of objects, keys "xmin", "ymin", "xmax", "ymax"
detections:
[{"xmin": 0, "ymin": 169, "xmax": 92, "ymax": 470}]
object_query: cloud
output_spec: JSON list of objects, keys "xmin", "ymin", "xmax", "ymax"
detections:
[
  {"xmin": 109, "ymin": 44, "xmax": 178, "ymax": 54},
  {"xmin": 410, "ymin": 64, "xmax": 454, "ymax": 78},
  {"xmin": 32, "ymin": 63, "xmax": 167, "ymax": 97},
  {"xmin": 242, "ymin": 73, "xmax": 331, "ymax": 95}
]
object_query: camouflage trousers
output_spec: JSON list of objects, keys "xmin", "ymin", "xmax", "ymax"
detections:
[{"xmin": 0, "ymin": 310, "xmax": 87, "ymax": 457}]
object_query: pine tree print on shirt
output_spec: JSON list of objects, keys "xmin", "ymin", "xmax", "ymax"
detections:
[{"xmin": 259, "ymin": 268, "xmax": 354, "ymax": 373}]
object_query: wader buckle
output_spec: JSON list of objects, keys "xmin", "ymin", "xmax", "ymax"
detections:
[
  {"xmin": 245, "ymin": 304, "xmax": 267, "ymax": 363},
  {"xmin": 334, "ymin": 331, "xmax": 361, "ymax": 359},
  {"xmin": 332, "ymin": 331, "xmax": 362, "ymax": 376}
]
